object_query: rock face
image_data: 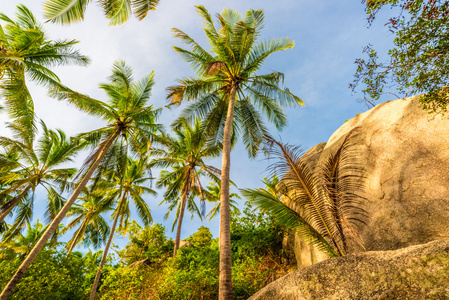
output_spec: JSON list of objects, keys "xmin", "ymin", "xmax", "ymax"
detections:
[
  {"xmin": 292, "ymin": 95, "xmax": 449, "ymax": 267},
  {"xmin": 249, "ymin": 239, "xmax": 449, "ymax": 300},
  {"xmin": 325, "ymin": 96, "xmax": 449, "ymax": 251}
]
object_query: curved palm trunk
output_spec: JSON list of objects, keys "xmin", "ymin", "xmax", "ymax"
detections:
[
  {"xmin": 89, "ymin": 192, "xmax": 126, "ymax": 300},
  {"xmin": 219, "ymin": 86, "xmax": 236, "ymax": 300},
  {"xmin": 0, "ymin": 186, "xmax": 32, "ymax": 224},
  {"xmin": 173, "ymin": 189, "xmax": 189, "ymax": 257},
  {"xmin": 0, "ymin": 131, "xmax": 119, "ymax": 300}
]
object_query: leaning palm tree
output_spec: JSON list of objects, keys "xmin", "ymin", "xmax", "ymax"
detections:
[
  {"xmin": 0, "ymin": 61, "xmax": 162, "ymax": 299},
  {"xmin": 0, "ymin": 121, "xmax": 82, "ymax": 229},
  {"xmin": 167, "ymin": 6, "xmax": 303, "ymax": 298},
  {"xmin": 61, "ymin": 187, "xmax": 114, "ymax": 255},
  {"xmin": 0, "ymin": 5, "xmax": 88, "ymax": 141},
  {"xmin": 43, "ymin": 0, "xmax": 160, "ymax": 25},
  {"xmin": 89, "ymin": 156, "xmax": 155, "ymax": 300},
  {"xmin": 151, "ymin": 118, "xmax": 221, "ymax": 256},
  {"xmin": 242, "ymin": 133, "xmax": 367, "ymax": 258}
]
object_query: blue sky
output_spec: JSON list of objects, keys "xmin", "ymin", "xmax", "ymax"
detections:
[{"xmin": 1, "ymin": 1, "xmax": 395, "ymax": 252}]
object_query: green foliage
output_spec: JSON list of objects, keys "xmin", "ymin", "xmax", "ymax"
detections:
[
  {"xmin": 0, "ymin": 121, "xmax": 82, "ymax": 241},
  {"xmin": 0, "ymin": 5, "xmax": 88, "ymax": 136},
  {"xmin": 168, "ymin": 6, "xmax": 303, "ymax": 158},
  {"xmin": 118, "ymin": 222, "xmax": 174, "ymax": 266},
  {"xmin": 97, "ymin": 204, "xmax": 289, "ymax": 300},
  {"xmin": 186, "ymin": 226, "xmax": 212, "ymax": 248},
  {"xmin": 43, "ymin": 0, "xmax": 160, "ymax": 25},
  {"xmin": 0, "ymin": 249, "xmax": 88, "ymax": 300},
  {"xmin": 352, "ymin": 0, "xmax": 449, "ymax": 113}
]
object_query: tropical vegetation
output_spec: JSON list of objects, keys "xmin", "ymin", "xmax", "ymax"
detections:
[
  {"xmin": 0, "ymin": 203, "xmax": 292, "ymax": 299},
  {"xmin": 150, "ymin": 118, "xmax": 222, "ymax": 256},
  {"xmin": 43, "ymin": 0, "xmax": 161, "ymax": 25},
  {"xmin": 1, "ymin": 0, "xmax": 428, "ymax": 298},
  {"xmin": 352, "ymin": 0, "xmax": 449, "ymax": 113},
  {"xmin": 167, "ymin": 6, "xmax": 303, "ymax": 298}
]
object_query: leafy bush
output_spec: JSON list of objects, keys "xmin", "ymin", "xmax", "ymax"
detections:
[{"xmin": 0, "ymin": 249, "xmax": 87, "ymax": 300}]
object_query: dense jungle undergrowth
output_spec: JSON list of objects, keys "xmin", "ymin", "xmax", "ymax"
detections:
[{"xmin": 0, "ymin": 204, "xmax": 294, "ymax": 300}]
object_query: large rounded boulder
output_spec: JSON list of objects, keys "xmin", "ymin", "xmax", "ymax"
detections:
[
  {"xmin": 289, "ymin": 95, "xmax": 449, "ymax": 268},
  {"xmin": 324, "ymin": 95, "xmax": 449, "ymax": 251}
]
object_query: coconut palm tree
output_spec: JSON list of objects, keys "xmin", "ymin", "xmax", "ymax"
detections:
[
  {"xmin": 61, "ymin": 187, "xmax": 114, "ymax": 255},
  {"xmin": 0, "ymin": 121, "xmax": 82, "ymax": 229},
  {"xmin": 0, "ymin": 61, "xmax": 162, "ymax": 299},
  {"xmin": 167, "ymin": 6, "xmax": 303, "ymax": 298},
  {"xmin": 205, "ymin": 182, "xmax": 241, "ymax": 221},
  {"xmin": 89, "ymin": 155, "xmax": 155, "ymax": 300},
  {"xmin": 0, "ymin": 219, "xmax": 45, "ymax": 260},
  {"xmin": 0, "ymin": 5, "xmax": 88, "ymax": 140},
  {"xmin": 242, "ymin": 133, "xmax": 367, "ymax": 258},
  {"xmin": 151, "ymin": 118, "xmax": 221, "ymax": 257},
  {"xmin": 43, "ymin": 0, "xmax": 161, "ymax": 25}
]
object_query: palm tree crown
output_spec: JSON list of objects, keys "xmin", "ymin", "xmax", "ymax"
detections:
[
  {"xmin": 61, "ymin": 188, "xmax": 114, "ymax": 254},
  {"xmin": 168, "ymin": 5, "xmax": 303, "ymax": 157},
  {"xmin": 0, "ymin": 5, "xmax": 89, "ymax": 141},
  {"xmin": 0, "ymin": 121, "xmax": 82, "ymax": 239}
]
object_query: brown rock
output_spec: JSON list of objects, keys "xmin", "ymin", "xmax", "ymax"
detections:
[
  {"xmin": 290, "ymin": 96, "xmax": 449, "ymax": 267},
  {"xmin": 249, "ymin": 239, "xmax": 449, "ymax": 300},
  {"xmin": 325, "ymin": 96, "xmax": 449, "ymax": 251}
]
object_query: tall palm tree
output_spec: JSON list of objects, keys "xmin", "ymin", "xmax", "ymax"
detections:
[
  {"xmin": 0, "ymin": 121, "xmax": 82, "ymax": 231},
  {"xmin": 0, "ymin": 5, "xmax": 88, "ymax": 140},
  {"xmin": 89, "ymin": 156, "xmax": 155, "ymax": 300},
  {"xmin": 43, "ymin": 0, "xmax": 161, "ymax": 25},
  {"xmin": 242, "ymin": 133, "xmax": 367, "ymax": 258},
  {"xmin": 167, "ymin": 6, "xmax": 303, "ymax": 298},
  {"xmin": 61, "ymin": 187, "xmax": 114, "ymax": 255},
  {"xmin": 151, "ymin": 118, "xmax": 221, "ymax": 256},
  {"xmin": 0, "ymin": 61, "xmax": 162, "ymax": 299},
  {"xmin": 204, "ymin": 182, "xmax": 241, "ymax": 221}
]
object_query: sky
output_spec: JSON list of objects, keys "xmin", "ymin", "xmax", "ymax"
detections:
[{"xmin": 0, "ymin": 1, "xmax": 395, "ymax": 252}]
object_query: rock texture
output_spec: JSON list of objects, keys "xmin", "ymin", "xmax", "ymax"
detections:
[
  {"xmin": 249, "ymin": 239, "xmax": 449, "ymax": 300},
  {"xmin": 325, "ymin": 95, "xmax": 449, "ymax": 251},
  {"xmin": 292, "ymin": 95, "xmax": 449, "ymax": 265}
]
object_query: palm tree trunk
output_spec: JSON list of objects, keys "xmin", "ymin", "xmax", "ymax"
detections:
[
  {"xmin": 218, "ymin": 85, "xmax": 237, "ymax": 300},
  {"xmin": 66, "ymin": 219, "xmax": 88, "ymax": 255},
  {"xmin": 0, "ymin": 186, "xmax": 31, "ymax": 223},
  {"xmin": 89, "ymin": 192, "xmax": 126, "ymax": 300},
  {"xmin": 173, "ymin": 189, "xmax": 189, "ymax": 257},
  {"xmin": 0, "ymin": 131, "xmax": 119, "ymax": 300}
]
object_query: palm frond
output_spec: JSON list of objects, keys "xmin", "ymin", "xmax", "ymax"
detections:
[{"xmin": 44, "ymin": 0, "xmax": 89, "ymax": 25}]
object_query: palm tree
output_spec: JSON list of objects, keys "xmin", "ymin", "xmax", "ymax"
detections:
[
  {"xmin": 0, "ymin": 219, "xmax": 64, "ymax": 261},
  {"xmin": 242, "ymin": 133, "xmax": 367, "ymax": 258},
  {"xmin": 0, "ymin": 5, "xmax": 88, "ymax": 139},
  {"xmin": 167, "ymin": 6, "xmax": 303, "ymax": 298},
  {"xmin": 0, "ymin": 61, "xmax": 162, "ymax": 299},
  {"xmin": 61, "ymin": 187, "xmax": 114, "ymax": 255},
  {"xmin": 151, "ymin": 118, "xmax": 221, "ymax": 257},
  {"xmin": 0, "ymin": 121, "xmax": 82, "ymax": 231},
  {"xmin": 89, "ymin": 156, "xmax": 155, "ymax": 300},
  {"xmin": 43, "ymin": 0, "xmax": 161, "ymax": 25},
  {"xmin": 205, "ymin": 182, "xmax": 241, "ymax": 221},
  {"xmin": 0, "ymin": 219, "xmax": 45, "ymax": 260}
]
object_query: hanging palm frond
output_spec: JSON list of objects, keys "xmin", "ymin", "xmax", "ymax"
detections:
[{"xmin": 246, "ymin": 130, "xmax": 367, "ymax": 257}]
